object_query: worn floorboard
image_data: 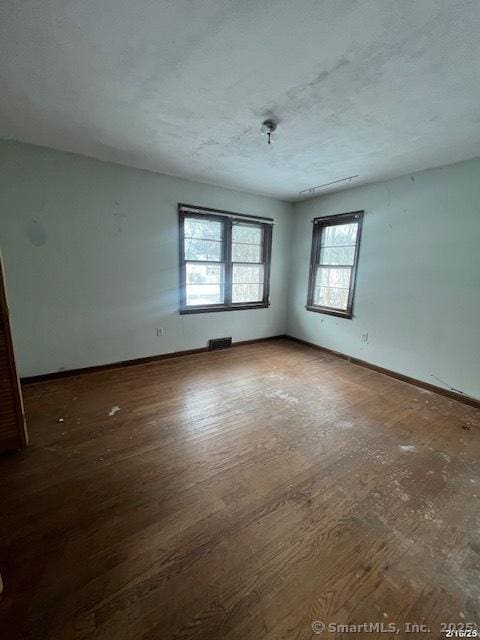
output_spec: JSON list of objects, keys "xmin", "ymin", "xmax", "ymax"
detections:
[{"xmin": 1, "ymin": 339, "xmax": 479, "ymax": 639}]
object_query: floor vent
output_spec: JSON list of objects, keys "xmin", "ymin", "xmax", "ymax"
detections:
[{"xmin": 209, "ymin": 337, "xmax": 232, "ymax": 351}]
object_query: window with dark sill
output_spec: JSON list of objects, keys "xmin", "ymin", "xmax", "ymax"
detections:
[
  {"xmin": 306, "ymin": 211, "xmax": 363, "ymax": 319},
  {"xmin": 178, "ymin": 206, "xmax": 272, "ymax": 314}
]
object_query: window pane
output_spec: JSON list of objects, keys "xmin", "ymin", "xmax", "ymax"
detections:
[
  {"xmin": 232, "ymin": 223, "xmax": 263, "ymax": 263},
  {"xmin": 314, "ymin": 286, "xmax": 348, "ymax": 310},
  {"xmin": 186, "ymin": 263, "xmax": 224, "ymax": 284},
  {"xmin": 316, "ymin": 266, "xmax": 351, "ymax": 289},
  {"xmin": 307, "ymin": 214, "xmax": 362, "ymax": 315},
  {"xmin": 232, "ymin": 265, "xmax": 264, "ymax": 302},
  {"xmin": 232, "ymin": 224, "xmax": 263, "ymax": 245},
  {"xmin": 186, "ymin": 284, "xmax": 224, "ymax": 306},
  {"xmin": 319, "ymin": 245, "xmax": 355, "ymax": 265},
  {"xmin": 232, "ymin": 264, "xmax": 264, "ymax": 284},
  {"xmin": 186, "ymin": 263, "xmax": 224, "ymax": 306},
  {"xmin": 184, "ymin": 218, "xmax": 222, "ymax": 241},
  {"xmin": 232, "ymin": 283, "xmax": 264, "ymax": 303},
  {"xmin": 322, "ymin": 222, "xmax": 358, "ymax": 247},
  {"xmin": 184, "ymin": 238, "xmax": 222, "ymax": 261},
  {"xmin": 232, "ymin": 243, "xmax": 262, "ymax": 263}
]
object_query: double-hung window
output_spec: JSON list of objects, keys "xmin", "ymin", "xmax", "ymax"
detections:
[
  {"xmin": 179, "ymin": 204, "xmax": 272, "ymax": 314},
  {"xmin": 306, "ymin": 211, "xmax": 363, "ymax": 319}
]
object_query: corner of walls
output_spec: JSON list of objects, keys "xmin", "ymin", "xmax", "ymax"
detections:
[
  {"xmin": 285, "ymin": 159, "xmax": 480, "ymax": 401},
  {"xmin": 3, "ymin": 138, "xmax": 479, "ymax": 399},
  {"xmin": 280, "ymin": 200, "xmax": 296, "ymax": 333},
  {"xmin": 0, "ymin": 139, "xmax": 293, "ymax": 377}
]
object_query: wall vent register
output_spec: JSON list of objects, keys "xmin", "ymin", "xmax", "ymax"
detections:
[{"xmin": 209, "ymin": 337, "xmax": 232, "ymax": 351}]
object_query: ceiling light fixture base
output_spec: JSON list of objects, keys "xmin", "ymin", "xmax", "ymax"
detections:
[{"xmin": 261, "ymin": 119, "xmax": 277, "ymax": 144}]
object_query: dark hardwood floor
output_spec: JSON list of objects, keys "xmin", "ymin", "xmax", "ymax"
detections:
[{"xmin": 1, "ymin": 338, "xmax": 479, "ymax": 639}]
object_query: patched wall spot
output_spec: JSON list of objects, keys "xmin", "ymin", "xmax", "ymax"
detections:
[{"xmin": 26, "ymin": 219, "xmax": 47, "ymax": 247}]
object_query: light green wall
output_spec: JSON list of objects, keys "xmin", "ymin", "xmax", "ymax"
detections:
[
  {"xmin": 0, "ymin": 140, "xmax": 292, "ymax": 377},
  {"xmin": 2, "ymin": 140, "xmax": 479, "ymax": 398},
  {"xmin": 288, "ymin": 158, "xmax": 480, "ymax": 400}
]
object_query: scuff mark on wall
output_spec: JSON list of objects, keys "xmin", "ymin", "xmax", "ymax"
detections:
[
  {"xmin": 430, "ymin": 374, "xmax": 473, "ymax": 398},
  {"xmin": 26, "ymin": 218, "xmax": 47, "ymax": 247},
  {"xmin": 113, "ymin": 204, "xmax": 127, "ymax": 234}
]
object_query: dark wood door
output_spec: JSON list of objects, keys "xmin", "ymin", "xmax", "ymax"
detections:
[{"xmin": 0, "ymin": 254, "xmax": 27, "ymax": 451}]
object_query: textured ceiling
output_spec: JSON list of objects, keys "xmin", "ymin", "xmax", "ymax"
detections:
[{"xmin": 1, "ymin": 0, "xmax": 479, "ymax": 200}]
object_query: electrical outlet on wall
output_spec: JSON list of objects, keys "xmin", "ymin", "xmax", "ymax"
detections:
[
  {"xmin": 156, "ymin": 327, "xmax": 164, "ymax": 337},
  {"xmin": 361, "ymin": 333, "xmax": 368, "ymax": 343}
]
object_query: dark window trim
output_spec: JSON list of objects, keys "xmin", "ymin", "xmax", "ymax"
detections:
[
  {"xmin": 306, "ymin": 210, "xmax": 364, "ymax": 319},
  {"xmin": 178, "ymin": 202, "xmax": 274, "ymax": 223},
  {"xmin": 178, "ymin": 205, "xmax": 273, "ymax": 314}
]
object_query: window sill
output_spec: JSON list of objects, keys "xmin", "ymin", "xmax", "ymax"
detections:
[
  {"xmin": 305, "ymin": 305, "xmax": 353, "ymax": 319},
  {"xmin": 180, "ymin": 303, "xmax": 270, "ymax": 315}
]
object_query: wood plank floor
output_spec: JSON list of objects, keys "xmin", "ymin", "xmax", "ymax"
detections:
[{"xmin": 1, "ymin": 338, "xmax": 479, "ymax": 639}]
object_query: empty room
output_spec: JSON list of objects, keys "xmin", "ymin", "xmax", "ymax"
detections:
[{"xmin": 1, "ymin": 1, "xmax": 480, "ymax": 638}]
